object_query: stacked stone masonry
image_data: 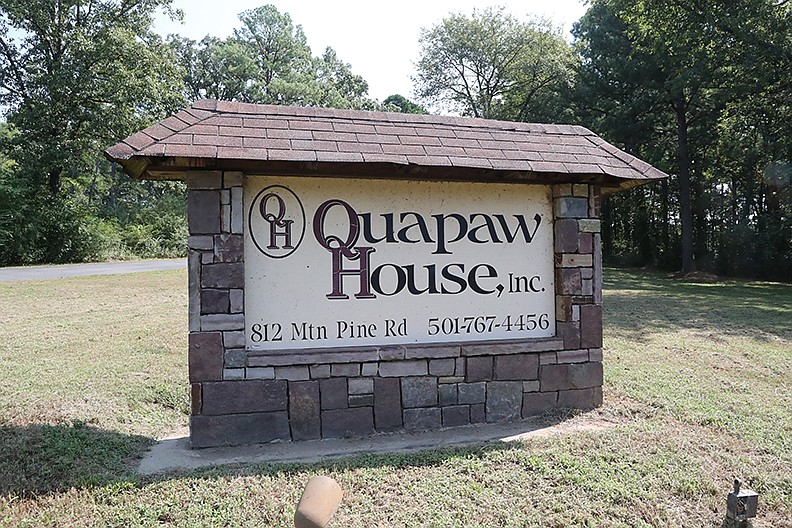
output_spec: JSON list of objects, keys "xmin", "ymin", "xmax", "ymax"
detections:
[{"xmin": 187, "ymin": 172, "xmax": 604, "ymax": 448}]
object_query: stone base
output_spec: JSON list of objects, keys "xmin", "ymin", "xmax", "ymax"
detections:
[{"xmin": 190, "ymin": 352, "xmax": 603, "ymax": 448}]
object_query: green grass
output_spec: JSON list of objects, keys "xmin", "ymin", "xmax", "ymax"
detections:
[
  {"xmin": 604, "ymin": 270, "xmax": 791, "ymax": 456},
  {"xmin": 0, "ymin": 268, "xmax": 789, "ymax": 527},
  {"xmin": 0, "ymin": 271, "xmax": 188, "ymax": 437}
]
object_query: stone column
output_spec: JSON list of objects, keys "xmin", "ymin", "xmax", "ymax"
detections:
[
  {"xmin": 187, "ymin": 171, "xmax": 289, "ymax": 447},
  {"xmin": 537, "ymin": 183, "xmax": 604, "ymax": 411}
]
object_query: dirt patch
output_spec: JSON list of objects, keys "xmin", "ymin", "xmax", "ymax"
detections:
[{"xmin": 668, "ymin": 270, "xmax": 725, "ymax": 282}]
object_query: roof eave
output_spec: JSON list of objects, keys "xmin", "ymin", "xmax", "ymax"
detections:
[{"xmin": 117, "ymin": 153, "xmax": 663, "ymax": 192}]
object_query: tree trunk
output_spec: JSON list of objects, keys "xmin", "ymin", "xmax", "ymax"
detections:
[
  {"xmin": 730, "ymin": 174, "xmax": 738, "ymax": 226},
  {"xmin": 661, "ymin": 178, "xmax": 670, "ymax": 265},
  {"xmin": 674, "ymin": 98, "xmax": 695, "ymax": 273},
  {"xmin": 48, "ymin": 168, "xmax": 62, "ymax": 196},
  {"xmin": 601, "ymin": 195, "xmax": 612, "ymax": 262}
]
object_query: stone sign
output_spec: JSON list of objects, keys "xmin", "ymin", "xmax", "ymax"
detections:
[
  {"xmin": 106, "ymin": 99, "xmax": 666, "ymax": 448},
  {"xmin": 245, "ymin": 177, "xmax": 555, "ymax": 351}
]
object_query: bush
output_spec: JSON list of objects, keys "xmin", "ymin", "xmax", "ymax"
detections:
[
  {"xmin": 0, "ymin": 171, "xmax": 28, "ymax": 266},
  {"xmin": 0, "ymin": 185, "xmax": 187, "ymax": 266},
  {"xmin": 36, "ymin": 200, "xmax": 107, "ymax": 263},
  {"xmin": 119, "ymin": 213, "xmax": 187, "ymax": 259},
  {"xmin": 0, "ymin": 186, "xmax": 105, "ymax": 266}
]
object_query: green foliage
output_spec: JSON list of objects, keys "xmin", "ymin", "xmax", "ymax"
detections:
[
  {"xmin": 117, "ymin": 213, "xmax": 187, "ymax": 260},
  {"xmin": 0, "ymin": 125, "xmax": 24, "ymax": 264},
  {"xmin": 574, "ymin": 0, "xmax": 792, "ymax": 279},
  {"xmin": 0, "ymin": 143, "xmax": 187, "ymax": 265},
  {"xmin": 0, "ymin": 0, "xmax": 186, "ymax": 193},
  {"xmin": 310, "ymin": 47, "xmax": 372, "ymax": 109},
  {"xmin": 0, "ymin": 178, "xmax": 104, "ymax": 265},
  {"xmin": 413, "ymin": 7, "xmax": 576, "ymax": 121},
  {"xmin": 0, "ymin": 0, "xmax": 188, "ymax": 265},
  {"xmin": 0, "ymin": 162, "xmax": 187, "ymax": 265},
  {"xmin": 169, "ymin": 35, "xmax": 258, "ymax": 102},
  {"xmin": 0, "ymin": 175, "xmax": 30, "ymax": 264},
  {"xmin": 169, "ymin": 4, "xmax": 377, "ymax": 110},
  {"xmin": 234, "ymin": 4, "xmax": 312, "ymax": 104},
  {"xmin": 383, "ymin": 94, "xmax": 428, "ymax": 114}
]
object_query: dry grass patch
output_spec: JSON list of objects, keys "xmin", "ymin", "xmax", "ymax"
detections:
[
  {"xmin": 0, "ymin": 268, "xmax": 789, "ymax": 527},
  {"xmin": 0, "ymin": 270, "xmax": 188, "ymax": 435}
]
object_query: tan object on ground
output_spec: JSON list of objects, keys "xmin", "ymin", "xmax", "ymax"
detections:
[{"xmin": 294, "ymin": 476, "xmax": 344, "ymax": 528}]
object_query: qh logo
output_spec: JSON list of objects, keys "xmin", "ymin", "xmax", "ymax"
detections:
[{"xmin": 249, "ymin": 185, "xmax": 306, "ymax": 259}]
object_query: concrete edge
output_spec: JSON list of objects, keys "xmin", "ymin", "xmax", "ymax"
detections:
[{"xmin": 138, "ymin": 416, "xmax": 615, "ymax": 475}]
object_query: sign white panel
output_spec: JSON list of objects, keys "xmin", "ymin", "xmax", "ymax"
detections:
[{"xmin": 244, "ymin": 177, "xmax": 555, "ymax": 351}]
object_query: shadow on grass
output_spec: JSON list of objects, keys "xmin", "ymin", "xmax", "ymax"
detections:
[
  {"xmin": 0, "ymin": 411, "xmax": 580, "ymax": 498},
  {"xmin": 145, "ymin": 410, "xmax": 583, "ymax": 483},
  {"xmin": 603, "ymin": 268, "xmax": 792, "ymax": 341},
  {"xmin": 136, "ymin": 435, "xmax": 532, "ymax": 501},
  {"xmin": 0, "ymin": 422, "xmax": 151, "ymax": 498}
]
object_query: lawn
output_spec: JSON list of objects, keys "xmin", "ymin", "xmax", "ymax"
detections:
[{"xmin": 0, "ymin": 268, "xmax": 789, "ymax": 527}]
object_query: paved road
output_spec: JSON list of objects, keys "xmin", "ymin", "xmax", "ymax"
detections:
[{"xmin": 0, "ymin": 258, "xmax": 187, "ymax": 282}]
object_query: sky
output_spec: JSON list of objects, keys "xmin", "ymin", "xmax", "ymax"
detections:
[{"xmin": 153, "ymin": 0, "xmax": 588, "ymax": 102}]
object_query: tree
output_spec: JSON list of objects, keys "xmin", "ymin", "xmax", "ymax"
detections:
[
  {"xmin": 169, "ymin": 35, "xmax": 258, "ymax": 102},
  {"xmin": 233, "ymin": 4, "xmax": 312, "ymax": 104},
  {"xmin": 413, "ymin": 7, "xmax": 576, "ymax": 121},
  {"xmin": 574, "ymin": 0, "xmax": 792, "ymax": 277},
  {"xmin": 309, "ymin": 47, "xmax": 371, "ymax": 109},
  {"xmin": 383, "ymin": 94, "xmax": 427, "ymax": 114},
  {"xmin": 169, "ymin": 4, "xmax": 375, "ymax": 109},
  {"xmin": 703, "ymin": 0, "xmax": 792, "ymax": 278},
  {"xmin": 0, "ymin": 1, "xmax": 186, "ymax": 265},
  {"xmin": 0, "ymin": 0, "xmax": 185, "ymax": 196},
  {"xmin": 575, "ymin": 0, "xmax": 731, "ymax": 273}
]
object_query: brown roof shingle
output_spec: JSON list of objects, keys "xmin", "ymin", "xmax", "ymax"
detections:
[{"xmin": 106, "ymin": 99, "xmax": 667, "ymax": 191}]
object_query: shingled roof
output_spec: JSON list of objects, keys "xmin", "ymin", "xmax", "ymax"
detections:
[{"xmin": 106, "ymin": 99, "xmax": 666, "ymax": 191}]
